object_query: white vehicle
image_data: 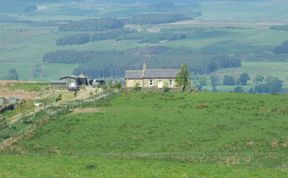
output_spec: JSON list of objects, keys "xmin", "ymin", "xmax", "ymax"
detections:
[{"xmin": 68, "ymin": 82, "xmax": 80, "ymax": 91}]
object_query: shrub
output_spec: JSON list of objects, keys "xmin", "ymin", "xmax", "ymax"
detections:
[
  {"xmin": 223, "ymin": 75, "xmax": 235, "ymax": 86},
  {"xmin": 238, "ymin": 73, "xmax": 250, "ymax": 85},
  {"xmin": 255, "ymin": 76, "xmax": 283, "ymax": 93},
  {"xmin": 5, "ymin": 68, "xmax": 19, "ymax": 80},
  {"xmin": 234, "ymin": 86, "xmax": 243, "ymax": 93},
  {"xmin": 255, "ymin": 74, "xmax": 264, "ymax": 82},
  {"xmin": 134, "ymin": 83, "xmax": 142, "ymax": 91}
]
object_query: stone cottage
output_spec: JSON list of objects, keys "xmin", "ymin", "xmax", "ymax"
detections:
[{"xmin": 125, "ymin": 63, "xmax": 180, "ymax": 88}]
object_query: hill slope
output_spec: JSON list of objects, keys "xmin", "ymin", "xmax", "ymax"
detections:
[{"xmin": 2, "ymin": 92, "xmax": 288, "ymax": 177}]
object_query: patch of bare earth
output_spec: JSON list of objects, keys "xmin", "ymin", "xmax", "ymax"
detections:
[
  {"xmin": 0, "ymin": 80, "xmax": 37, "ymax": 100},
  {"xmin": 72, "ymin": 108, "xmax": 101, "ymax": 114}
]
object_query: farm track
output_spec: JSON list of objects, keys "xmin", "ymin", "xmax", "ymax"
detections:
[{"xmin": 8, "ymin": 107, "xmax": 43, "ymax": 125}]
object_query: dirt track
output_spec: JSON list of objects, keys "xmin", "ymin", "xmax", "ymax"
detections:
[{"xmin": 72, "ymin": 108, "xmax": 101, "ymax": 114}]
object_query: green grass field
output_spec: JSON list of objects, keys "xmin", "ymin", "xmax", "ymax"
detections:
[
  {"xmin": 2, "ymin": 92, "xmax": 288, "ymax": 177},
  {"xmin": 212, "ymin": 62, "xmax": 288, "ymax": 82},
  {"xmin": 216, "ymin": 62, "xmax": 288, "ymax": 81},
  {"xmin": 1, "ymin": 155, "xmax": 287, "ymax": 178},
  {"xmin": 205, "ymin": 62, "xmax": 288, "ymax": 92},
  {"xmin": 200, "ymin": 1, "xmax": 288, "ymax": 21}
]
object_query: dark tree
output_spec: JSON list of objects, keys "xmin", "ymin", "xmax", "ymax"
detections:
[
  {"xmin": 223, "ymin": 75, "xmax": 235, "ymax": 86},
  {"xmin": 238, "ymin": 73, "xmax": 250, "ymax": 85},
  {"xmin": 176, "ymin": 64, "xmax": 191, "ymax": 92},
  {"xmin": 248, "ymin": 87, "xmax": 255, "ymax": 94},
  {"xmin": 234, "ymin": 86, "xmax": 243, "ymax": 93},
  {"xmin": 6, "ymin": 68, "xmax": 19, "ymax": 80},
  {"xmin": 255, "ymin": 74, "xmax": 264, "ymax": 82},
  {"xmin": 210, "ymin": 75, "xmax": 218, "ymax": 87},
  {"xmin": 255, "ymin": 76, "xmax": 283, "ymax": 93}
]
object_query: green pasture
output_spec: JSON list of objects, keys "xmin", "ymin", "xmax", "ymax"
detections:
[
  {"xmin": 2, "ymin": 92, "xmax": 288, "ymax": 177},
  {"xmin": 213, "ymin": 62, "xmax": 288, "ymax": 81},
  {"xmin": 0, "ymin": 155, "xmax": 287, "ymax": 178},
  {"xmin": 200, "ymin": 1, "xmax": 288, "ymax": 22},
  {"xmin": 203, "ymin": 62, "xmax": 288, "ymax": 92},
  {"xmin": 6, "ymin": 82, "xmax": 48, "ymax": 92},
  {"xmin": 0, "ymin": 62, "xmax": 78, "ymax": 81},
  {"xmin": 1, "ymin": 92, "xmax": 287, "ymax": 177}
]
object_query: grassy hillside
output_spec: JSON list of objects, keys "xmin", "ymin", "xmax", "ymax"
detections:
[
  {"xmin": 0, "ymin": 155, "xmax": 287, "ymax": 178},
  {"xmin": 2, "ymin": 92, "xmax": 288, "ymax": 177}
]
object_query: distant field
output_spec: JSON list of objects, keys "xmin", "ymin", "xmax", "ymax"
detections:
[
  {"xmin": 214, "ymin": 62, "xmax": 288, "ymax": 81},
  {"xmin": 200, "ymin": 1, "xmax": 288, "ymax": 22},
  {"xmin": 205, "ymin": 62, "xmax": 288, "ymax": 92},
  {"xmin": 1, "ymin": 21, "xmax": 288, "ymax": 81},
  {"xmin": 0, "ymin": 62, "xmax": 78, "ymax": 81},
  {"xmin": 0, "ymin": 0, "xmax": 288, "ymax": 81}
]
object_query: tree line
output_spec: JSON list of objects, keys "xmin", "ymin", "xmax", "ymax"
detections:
[
  {"xmin": 59, "ymin": 18, "xmax": 125, "ymax": 31},
  {"xmin": 274, "ymin": 40, "xmax": 288, "ymax": 54},
  {"xmin": 42, "ymin": 46, "xmax": 241, "ymax": 78},
  {"xmin": 56, "ymin": 30, "xmax": 187, "ymax": 46},
  {"xmin": 55, "ymin": 28, "xmax": 234, "ymax": 46},
  {"xmin": 270, "ymin": 25, "xmax": 288, "ymax": 31},
  {"xmin": 56, "ymin": 29, "xmax": 132, "ymax": 46},
  {"xmin": 213, "ymin": 73, "xmax": 283, "ymax": 93},
  {"xmin": 58, "ymin": 14, "xmax": 191, "ymax": 32}
]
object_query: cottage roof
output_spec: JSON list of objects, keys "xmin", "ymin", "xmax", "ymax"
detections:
[
  {"xmin": 125, "ymin": 70, "xmax": 143, "ymax": 79},
  {"xmin": 125, "ymin": 69, "xmax": 179, "ymax": 79}
]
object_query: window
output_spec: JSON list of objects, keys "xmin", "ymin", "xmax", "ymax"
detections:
[
  {"xmin": 169, "ymin": 80, "xmax": 173, "ymax": 86},
  {"xmin": 150, "ymin": 80, "xmax": 154, "ymax": 86}
]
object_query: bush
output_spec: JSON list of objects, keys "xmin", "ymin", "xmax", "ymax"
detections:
[
  {"xmin": 255, "ymin": 74, "xmax": 264, "ymax": 82},
  {"xmin": 223, "ymin": 75, "xmax": 235, "ymax": 86},
  {"xmin": 238, "ymin": 73, "xmax": 250, "ymax": 85},
  {"xmin": 248, "ymin": 88, "xmax": 255, "ymax": 94},
  {"xmin": 23, "ymin": 118, "xmax": 34, "ymax": 124},
  {"xmin": 255, "ymin": 76, "xmax": 283, "ymax": 93},
  {"xmin": 134, "ymin": 83, "xmax": 141, "ymax": 91},
  {"xmin": 111, "ymin": 81, "xmax": 122, "ymax": 89},
  {"xmin": 234, "ymin": 86, "xmax": 243, "ymax": 93},
  {"xmin": 5, "ymin": 68, "xmax": 19, "ymax": 80},
  {"xmin": 163, "ymin": 84, "xmax": 170, "ymax": 92}
]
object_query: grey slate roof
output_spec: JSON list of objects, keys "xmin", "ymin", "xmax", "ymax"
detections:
[
  {"xmin": 125, "ymin": 69, "xmax": 179, "ymax": 79},
  {"xmin": 125, "ymin": 70, "xmax": 143, "ymax": 79}
]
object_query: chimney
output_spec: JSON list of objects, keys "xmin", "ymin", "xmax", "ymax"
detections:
[{"xmin": 142, "ymin": 62, "xmax": 147, "ymax": 77}]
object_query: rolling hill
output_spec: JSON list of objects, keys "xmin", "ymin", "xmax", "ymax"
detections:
[{"xmin": 2, "ymin": 91, "xmax": 288, "ymax": 177}]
